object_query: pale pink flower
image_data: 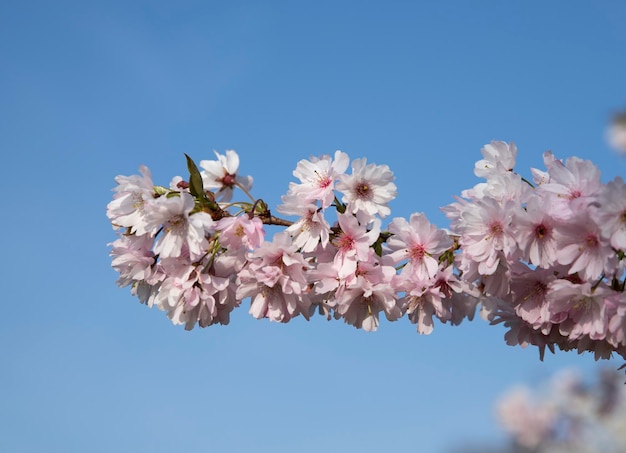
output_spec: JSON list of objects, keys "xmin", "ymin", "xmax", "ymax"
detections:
[
  {"xmin": 306, "ymin": 260, "xmax": 341, "ymax": 320},
  {"xmin": 236, "ymin": 232, "xmax": 311, "ymax": 322},
  {"xmin": 109, "ymin": 234, "xmax": 156, "ymax": 288},
  {"xmin": 216, "ymin": 215, "xmax": 265, "ymax": 250},
  {"xmin": 547, "ymin": 279, "xmax": 610, "ymax": 341},
  {"xmin": 130, "ymin": 280, "xmax": 161, "ymax": 308},
  {"xmin": 209, "ymin": 252, "xmax": 244, "ymax": 325},
  {"xmin": 199, "ymin": 149, "xmax": 253, "ymax": 202},
  {"xmin": 462, "ymin": 171, "xmax": 531, "ymax": 205},
  {"xmin": 555, "ymin": 213, "xmax": 613, "ymax": 281},
  {"xmin": 281, "ymin": 150, "xmax": 350, "ymax": 209},
  {"xmin": 107, "ymin": 165, "xmax": 156, "ymax": 236},
  {"xmin": 306, "ymin": 244, "xmax": 353, "ymax": 320},
  {"xmin": 279, "ymin": 194, "xmax": 331, "ymax": 252},
  {"xmin": 592, "ymin": 176, "xmax": 626, "ymax": 251},
  {"xmin": 397, "ymin": 273, "xmax": 450, "ymax": 335},
  {"xmin": 336, "ymin": 157, "xmax": 397, "ymax": 218},
  {"xmin": 331, "ymin": 213, "xmax": 380, "ymax": 279},
  {"xmin": 454, "ymin": 197, "xmax": 518, "ymax": 276},
  {"xmin": 334, "ymin": 253, "xmax": 401, "ymax": 331},
  {"xmin": 399, "ymin": 266, "xmax": 465, "ymax": 334},
  {"xmin": 536, "ymin": 152, "xmax": 602, "ymax": 220},
  {"xmin": 607, "ymin": 291, "xmax": 626, "ymax": 348},
  {"xmin": 386, "ymin": 212, "xmax": 452, "ymax": 280},
  {"xmin": 156, "ymin": 261, "xmax": 232, "ymax": 330},
  {"xmin": 510, "ymin": 264, "xmax": 557, "ymax": 329},
  {"xmin": 514, "ymin": 197, "xmax": 559, "ymax": 268},
  {"xmin": 144, "ymin": 192, "xmax": 215, "ymax": 260},
  {"xmin": 474, "ymin": 140, "xmax": 518, "ymax": 178},
  {"xmin": 448, "ymin": 274, "xmax": 481, "ymax": 313}
]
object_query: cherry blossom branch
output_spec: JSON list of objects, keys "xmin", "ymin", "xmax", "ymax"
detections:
[{"xmin": 107, "ymin": 144, "xmax": 626, "ymax": 364}]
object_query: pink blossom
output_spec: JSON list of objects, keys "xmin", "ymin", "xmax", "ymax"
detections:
[
  {"xmin": 536, "ymin": 152, "xmax": 602, "ymax": 220},
  {"xmin": 106, "ymin": 165, "xmax": 156, "ymax": 236},
  {"xmin": 474, "ymin": 140, "xmax": 518, "ymax": 178},
  {"xmin": 281, "ymin": 150, "xmax": 350, "ymax": 209},
  {"xmin": 396, "ymin": 268, "xmax": 458, "ymax": 335},
  {"xmin": 155, "ymin": 260, "xmax": 233, "ymax": 330},
  {"xmin": 199, "ymin": 150, "xmax": 253, "ymax": 202},
  {"xmin": 510, "ymin": 264, "xmax": 557, "ymax": 329},
  {"xmin": 144, "ymin": 192, "xmax": 215, "ymax": 260},
  {"xmin": 109, "ymin": 233, "xmax": 156, "ymax": 288},
  {"xmin": 331, "ymin": 213, "xmax": 380, "ymax": 279},
  {"xmin": 334, "ymin": 253, "xmax": 401, "ymax": 331},
  {"xmin": 336, "ymin": 157, "xmax": 397, "ymax": 218},
  {"xmin": 592, "ymin": 176, "xmax": 626, "ymax": 251},
  {"xmin": 236, "ymin": 232, "xmax": 311, "ymax": 322},
  {"xmin": 555, "ymin": 213, "xmax": 613, "ymax": 281},
  {"xmin": 279, "ymin": 195, "xmax": 331, "ymax": 252},
  {"xmin": 216, "ymin": 214, "xmax": 265, "ymax": 250},
  {"xmin": 452, "ymin": 197, "xmax": 518, "ymax": 276},
  {"xmin": 607, "ymin": 291, "xmax": 626, "ymax": 348},
  {"xmin": 386, "ymin": 212, "xmax": 452, "ymax": 280},
  {"xmin": 462, "ymin": 171, "xmax": 532, "ymax": 205},
  {"xmin": 547, "ymin": 280, "xmax": 610, "ymax": 341},
  {"xmin": 514, "ymin": 197, "xmax": 559, "ymax": 268}
]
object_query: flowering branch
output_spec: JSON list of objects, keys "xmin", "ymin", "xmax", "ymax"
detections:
[{"xmin": 107, "ymin": 143, "xmax": 626, "ymax": 362}]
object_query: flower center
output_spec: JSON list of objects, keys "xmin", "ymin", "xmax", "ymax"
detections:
[
  {"xmin": 166, "ymin": 214, "xmax": 185, "ymax": 233},
  {"xmin": 584, "ymin": 234, "xmax": 599, "ymax": 249},
  {"xmin": 535, "ymin": 224, "xmax": 548, "ymax": 239},
  {"xmin": 568, "ymin": 189, "xmax": 582, "ymax": 200},
  {"xmin": 409, "ymin": 244, "xmax": 426, "ymax": 261},
  {"xmin": 573, "ymin": 296, "xmax": 592, "ymax": 312},
  {"xmin": 488, "ymin": 221, "xmax": 504, "ymax": 238},
  {"xmin": 355, "ymin": 181, "xmax": 373, "ymax": 200},
  {"xmin": 522, "ymin": 281, "xmax": 548, "ymax": 302},
  {"xmin": 220, "ymin": 173, "xmax": 237, "ymax": 187},
  {"xmin": 315, "ymin": 171, "xmax": 332, "ymax": 189},
  {"xmin": 334, "ymin": 233, "xmax": 355, "ymax": 251}
]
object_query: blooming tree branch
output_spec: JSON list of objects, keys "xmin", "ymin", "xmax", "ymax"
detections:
[{"xmin": 107, "ymin": 141, "xmax": 626, "ymax": 362}]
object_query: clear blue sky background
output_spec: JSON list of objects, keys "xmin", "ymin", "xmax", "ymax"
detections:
[{"xmin": 2, "ymin": 1, "xmax": 626, "ymax": 452}]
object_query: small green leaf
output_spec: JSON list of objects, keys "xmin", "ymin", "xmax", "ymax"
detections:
[
  {"xmin": 153, "ymin": 185, "xmax": 169, "ymax": 196},
  {"xmin": 185, "ymin": 154, "xmax": 206, "ymax": 201},
  {"xmin": 334, "ymin": 196, "xmax": 346, "ymax": 214}
]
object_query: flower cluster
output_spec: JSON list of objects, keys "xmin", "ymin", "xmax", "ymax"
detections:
[
  {"xmin": 443, "ymin": 141, "xmax": 626, "ymax": 360},
  {"xmin": 107, "ymin": 143, "xmax": 626, "ymax": 361},
  {"xmin": 107, "ymin": 149, "xmax": 464, "ymax": 334},
  {"xmin": 495, "ymin": 368, "xmax": 626, "ymax": 452}
]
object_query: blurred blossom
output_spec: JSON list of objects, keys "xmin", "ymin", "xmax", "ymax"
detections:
[
  {"xmin": 607, "ymin": 110, "xmax": 626, "ymax": 155},
  {"xmin": 491, "ymin": 368, "xmax": 626, "ymax": 453}
]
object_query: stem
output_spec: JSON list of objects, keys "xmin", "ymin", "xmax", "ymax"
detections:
[
  {"xmin": 249, "ymin": 198, "xmax": 294, "ymax": 226},
  {"xmin": 591, "ymin": 273, "xmax": 605, "ymax": 292},
  {"xmin": 235, "ymin": 181, "xmax": 256, "ymax": 203},
  {"xmin": 521, "ymin": 176, "xmax": 535, "ymax": 188},
  {"xmin": 261, "ymin": 216, "xmax": 294, "ymax": 227}
]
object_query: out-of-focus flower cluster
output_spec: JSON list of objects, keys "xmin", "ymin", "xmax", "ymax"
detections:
[
  {"xmin": 495, "ymin": 368, "xmax": 626, "ymax": 453},
  {"xmin": 107, "ymin": 143, "xmax": 626, "ymax": 361}
]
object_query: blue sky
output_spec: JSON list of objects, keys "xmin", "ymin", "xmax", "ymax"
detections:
[{"xmin": 2, "ymin": 1, "xmax": 626, "ymax": 452}]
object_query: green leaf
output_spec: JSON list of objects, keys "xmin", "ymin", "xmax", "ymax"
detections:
[
  {"xmin": 334, "ymin": 196, "xmax": 346, "ymax": 214},
  {"xmin": 185, "ymin": 154, "xmax": 206, "ymax": 201},
  {"xmin": 153, "ymin": 185, "xmax": 169, "ymax": 196}
]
